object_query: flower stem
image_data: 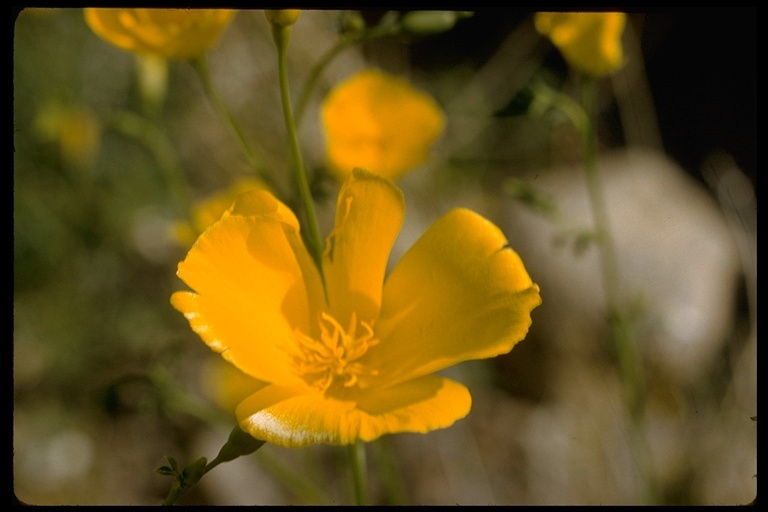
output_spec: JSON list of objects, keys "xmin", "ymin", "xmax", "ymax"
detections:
[
  {"xmin": 579, "ymin": 76, "xmax": 659, "ymax": 504},
  {"xmin": 190, "ymin": 55, "xmax": 276, "ymax": 191},
  {"xmin": 348, "ymin": 440, "xmax": 369, "ymax": 505},
  {"xmin": 107, "ymin": 109, "xmax": 191, "ymax": 216},
  {"xmin": 271, "ymin": 23, "xmax": 325, "ymax": 278},
  {"xmin": 294, "ymin": 38, "xmax": 351, "ymax": 126}
]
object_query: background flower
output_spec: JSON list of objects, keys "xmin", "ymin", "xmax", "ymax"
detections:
[
  {"xmin": 173, "ymin": 178, "xmax": 268, "ymax": 248},
  {"xmin": 321, "ymin": 69, "xmax": 445, "ymax": 181},
  {"xmin": 534, "ymin": 12, "xmax": 626, "ymax": 76},
  {"xmin": 84, "ymin": 8, "xmax": 235, "ymax": 60}
]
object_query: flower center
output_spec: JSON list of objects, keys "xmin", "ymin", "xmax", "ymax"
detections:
[{"xmin": 288, "ymin": 312, "xmax": 379, "ymax": 393}]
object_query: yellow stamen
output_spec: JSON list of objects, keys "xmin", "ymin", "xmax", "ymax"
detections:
[{"xmin": 288, "ymin": 312, "xmax": 379, "ymax": 392}]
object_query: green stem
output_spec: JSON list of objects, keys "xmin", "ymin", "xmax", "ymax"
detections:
[
  {"xmin": 348, "ymin": 440, "xmax": 369, "ymax": 505},
  {"xmin": 294, "ymin": 12, "xmax": 402, "ymax": 127},
  {"xmin": 108, "ymin": 110, "xmax": 191, "ymax": 216},
  {"xmin": 272, "ymin": 24, "xmax": 325, "ymax": 278},
  {"xmin": 372, "ymin": 436, "xmax": 408, "ymax": 505},
  {"xmin": 294, "ymin": 38, "xmax": 351, "ymax": 126},
  {"xmin": 579, "ymin": 76, "xmax": 659, "ymax": 504},
  {"xmin": 190, "ymin": 56, "xmax": 276, "ymax": 191}
]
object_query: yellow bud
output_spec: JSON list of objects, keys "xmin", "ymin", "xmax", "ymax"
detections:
[
  {"xmin": 535, "ymin": 12, "xmax": 626, "ymax": 77},
  {"xmin": 265, "ymin": 9, "xmax": 300, "ymax": 27}
]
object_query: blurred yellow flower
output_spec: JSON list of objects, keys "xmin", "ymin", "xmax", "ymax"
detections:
[
  {"xmin": 84, "ymin": 8, "xmax": 235, "ymax": 60},
  {"xmin": 171, "ymin": 169, "xmax": 541, "ymax": 447},
  {"xmin": 173, "ymin": 178, "xmax": 267, "ymax": 248},
  {"xmin": 35, "ymin": 103, "xmax": 101, "ymax": 170},
  {"xmin": 321, "ymin": 69, "xmax": 445, "ymax": 182},
  {"xmin": 534, "ymin": 12, "xmax": 626, "ymax": 76}
]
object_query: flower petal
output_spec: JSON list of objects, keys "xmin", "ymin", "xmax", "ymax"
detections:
[
  {"xmin": 84, "ymin": 8, "xmax": 235, "ymax": 60},
  {"xmin": 321, "ymin": 69, "xmax": 445, "ymax": 181},
  {"xmin": 322, "ymin": 169, "xmax": 404, "ymax": 326},
  {"xmin": 171, "ymin": 190, "xmax": 324, "ymax": 386},
  {"xmin": 534, "ymin": 12, "xmax": 626, "ymax": 76},
  {"xmin": 236, "ymin": 375, "xmax": 471, "ymax": 447},
  {"xmin": 370, "ymin": 208, "xmax": 541, "ymax": 387}
]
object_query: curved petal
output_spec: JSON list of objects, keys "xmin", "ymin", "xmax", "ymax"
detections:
[
  {"xmin": 84, "ymin": 8, "xmax": 235, "ymax": 60},
  {"xmin": 236, "ymin": 375, "xmax": 471, "ymax": 447},
  {"xmin": 369, "ymin": 208, "xmax": 542, "ymax": 387},
  {"xmin": 171, "ymin": 190, "xmax": 324, "ymax": 386},
  {"xmin": 322, "ymin": 169, "xmax": 404, "ymax": 326}
]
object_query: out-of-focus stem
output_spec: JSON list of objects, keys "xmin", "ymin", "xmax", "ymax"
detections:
[
  {"xmin": 190, "ymin": 56, "xmax": 276, "ymax": 191},
  {"xmin": 348, "ymin": 440, "xmax": 369, "ymax": 505},
  {"xmin": 579, "ymin": 76, "xmax": 659, "ymax": 504}
]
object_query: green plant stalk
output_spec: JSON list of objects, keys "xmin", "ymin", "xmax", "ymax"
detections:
[
  {"xmin": 190, "ymin": 56, "xmax": 276, "ymax": 191},
  {"xmin": 108, "ymin": 110, "xmax": 191, "ymax": 216},
  {"xmin": 295, "ymin": 38, "xmax": 351, "ymax": 125},
  {"xmin": 348, "ymin": 440, "xmax": 369, "ymax": 505},
  {"xmin": 579, "ymin": 76, "xmax": 659, "ymax": 504},
  {"xmin": 372, "ymin": 436, "xmax": 408, "ymax": 505},
  {"xmin": 294, "ymin": 12, "xmax": 404, "ymax": 127},
  {"xmin": 272, "ymin": 24, "xmax": 325, "ymax": 279}
]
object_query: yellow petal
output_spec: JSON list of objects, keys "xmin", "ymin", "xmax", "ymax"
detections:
[
  {"xmin": 173, "ymin": 177, "xmax": 267, "ymax": 249},
  {"xmin": 322, "ymin": 169, "xmax": 404, "ymax": 326},
  {"xmin": 171, "ymin": 190, "xmax": 324, "ymax": 386},
  {"xmin": 84, "ymin": 8, "xmax": 235, "ymax": 60},
  {"xmin": 201, "ymin": 357, "xmax": 268, "ymax": 414},
  {"xmin": 370, "ymin": 208, "xmax": 541, "ymax": 387},
  {"xmin": 321, "ymin": 69, "xmax": 445, "ymax": 181},
  {"xmin": 236, "ymin": 375, "xmax": 471, "ymax": 447},
  {"xmin": 534, "ymin": 12, "xmax": 626, "ymax": 77}
]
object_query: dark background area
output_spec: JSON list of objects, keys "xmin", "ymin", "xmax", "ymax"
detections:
[{"xmin": 406, "ymin": 8, "xmax": 756, "ymax": 188}]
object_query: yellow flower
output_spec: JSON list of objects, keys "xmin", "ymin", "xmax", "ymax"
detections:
[
  {"xmin": 35, "ymin": 103, "xmax": 101, "ymax": 170},
  {"xmin": 321, "ymin": 69, "xmax": 445, "ymax": 182},
  {"xmin": 171, "ymin": 169, "xmax": 541, "ymax": 447},
  {"xmin": 534, "ymin": 12, "xmax": 626, "ymax": 76},
  {"xmin": 84, "ymin": 8, "xmax": 235, "ymax": 60},
  {"xmin": 173, "ymin": 178, "xmax": 268, "ymax": 248}
]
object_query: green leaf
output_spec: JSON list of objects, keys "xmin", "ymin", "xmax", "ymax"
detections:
[{"xmin": 156, "ymin": 465, "xmax": 176, "ymax": 476}]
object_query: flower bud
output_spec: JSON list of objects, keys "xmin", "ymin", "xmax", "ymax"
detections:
[
  {"xmin": 265, "ymin": 9, "xmax": 300, "ymax": 27},
  {"xmin": 400, "ymin": 10, "xmax": 472, "ymax": 35}
]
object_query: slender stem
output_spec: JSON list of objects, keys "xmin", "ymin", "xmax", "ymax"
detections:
[
  {"xmin": 348, "ymin": 440, "xmax": 369, "ymax": 505},
  {"xmin": 294, "ymin": 38, "xmax": 351, "ymax": 125},
  {"xmin": 272, "ymin": 24, "xmax": 325, "ymax": 277},
  {"xmin": 579, "ymin": 76, "xmax": 659, "ymax": 504},
  {"xmin": 294, "ymin": 12, "xmax": 402, "ymax": 127},
  {"xmin": 372, "ymin": 436, "xmax": 408, "ymax": 505},
  {"xmin": 190, "ymin": 56, "xmax": 276, "ymax": 191},
  {"xmin": 108, "ymin": 110, "xmax": 191, "ymax": 216}
]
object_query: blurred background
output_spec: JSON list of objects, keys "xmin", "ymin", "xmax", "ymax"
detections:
[{"xmin": 13, "ymin": 8, "xmax": 755, "ymax": 505}]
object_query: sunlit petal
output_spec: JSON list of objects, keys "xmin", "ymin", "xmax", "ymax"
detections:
[
  {"xmin": 236, "ymin": 375, "xmax": 470, "ymax": 447},
  {"xmin": 172, "ymin": 190, "xmax": 324, "ymax": 386},
  {"xmin": 322, "ymin": 169, "xmax": 404, "ymax": 326},
  {"xmin": 370, "ymin": 208, "xmax": 542, "ymax": 387}
]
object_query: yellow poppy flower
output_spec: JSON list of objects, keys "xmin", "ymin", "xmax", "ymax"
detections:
[
  {"xmin": 83, "ymin": 8, "xmax": 235, "ymax": 60},
  {"xmin": 171, "ymin": 169, "xmax": 541, "ymax": 447},
  {"xmin": 173, "ymin": 178, "xmax": 268, "ymax": 248},
  {"xmin": 321, "ymin": 69, "xmax": 445, "ymax": 182},
  {"xmin": 534, "ymin": 12, "xmax": 626, "ymax": 77}
]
